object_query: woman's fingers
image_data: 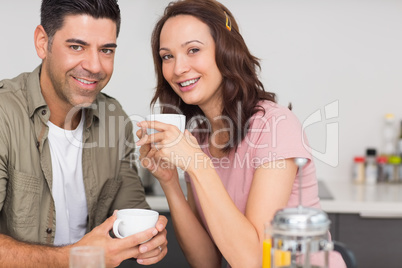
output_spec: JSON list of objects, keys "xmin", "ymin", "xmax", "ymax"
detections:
[
  {"xmin": 136, "ymin": 121, "xmax": 149, "ymax": 145},
  {"xmin": 136, "ymin": 121, "xmax": 184, "ymax": 145},
  {"xmin": 136, "ymin": 131, "xmax": 164, "ymax": 147}
]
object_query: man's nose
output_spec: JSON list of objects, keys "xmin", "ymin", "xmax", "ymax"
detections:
[{"xmin": 82, "ymin": 49, "xmax": 102, "ymax": 75}]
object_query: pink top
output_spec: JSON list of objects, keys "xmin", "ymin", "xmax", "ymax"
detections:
[{"xmin": 185, "ymin": 101, "xmax": 346, "ymax": 267}]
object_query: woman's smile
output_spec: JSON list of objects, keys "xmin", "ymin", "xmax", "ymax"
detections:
[{"xmin": 177, "ymin": 77, "xmax": 200, "ymax": 92}]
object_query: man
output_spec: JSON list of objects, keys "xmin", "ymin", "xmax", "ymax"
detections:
[{"xmin": 0, "ymin": 0, "xmax": 167, "ymax": 267}]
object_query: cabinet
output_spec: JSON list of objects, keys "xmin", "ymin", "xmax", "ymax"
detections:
[{"xmin": 329, "ymin": 213, "xmax": 402, "ymax": 268}]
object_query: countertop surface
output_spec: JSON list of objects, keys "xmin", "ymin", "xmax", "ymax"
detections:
[
  {"xmin": 319, "ymin": 180, "xmax": 402, "ymax": 217},
  {"xmin": 146, "ymin": 180, "xmax": 402, "ymax": 218}
]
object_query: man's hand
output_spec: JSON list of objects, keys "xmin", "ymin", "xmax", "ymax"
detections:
[
  {"xmin": 136, "ymin": 215, "xmax": 168, "ymax": 265},
  {"xmin": 74, "ymin": 212, "xmax": 168, "ymax": 267}
]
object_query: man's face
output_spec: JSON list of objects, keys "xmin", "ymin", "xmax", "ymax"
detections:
[{"xmin": 40, "ymin": 14, "xmax": 117, "ymax": 109}]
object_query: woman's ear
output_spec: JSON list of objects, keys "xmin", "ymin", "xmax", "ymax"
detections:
[{"xmin": 34, "ymin": 25, "xmax": 48, "ymax": 60}]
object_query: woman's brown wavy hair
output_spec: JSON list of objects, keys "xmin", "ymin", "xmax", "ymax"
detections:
[{"xmin": 150, "ymin": 0, "xmax": 276, "ymax": 153}]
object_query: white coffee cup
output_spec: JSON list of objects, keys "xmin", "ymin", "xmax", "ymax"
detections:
[
  {"xmin": 145, "ymin": 114, "xmax": 186, "ymax": 135},
  {"xmin": 113, "ymin": 209, "xmax": 159, "ymax": 240}
]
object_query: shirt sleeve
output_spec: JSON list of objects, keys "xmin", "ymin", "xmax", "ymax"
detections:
[
  {"xmin": 0, "ymin": 108, "xmax": 8, "ymax": 212},
  {"xmin": 248, "ymin": 103, "xmax": 312, "ymax": 165}
]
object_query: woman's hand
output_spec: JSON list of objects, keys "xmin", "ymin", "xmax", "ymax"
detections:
[
  {"xmin": 136, "ymin": 120, "xmax": 204, "ymax": 176},
  {"xmin": 136, "ymin": 122, "xmax": 176, "ymax": 184}
]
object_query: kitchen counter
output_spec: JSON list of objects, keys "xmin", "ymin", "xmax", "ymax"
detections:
[
  {"xmin": 145, "ymin": 179, "xmax": 187, "ymax": 212},
  {"xmin": 145, "ymin": 180, "xmax": 402, "ymax": 268},
  {"xmin": 319, "ymin": 180, "xmax": 402, "ymax": 218},
  {"xmin": 146, "ymin": 180, "xmax": 402, "ymax": 218},
  {"xmin": 146, "ymin": 195, "xmax": 170, "ymax": 212}
]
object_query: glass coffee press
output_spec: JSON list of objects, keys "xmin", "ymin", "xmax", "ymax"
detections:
[{"xmin": 263, "ymin": 158, "xmax": 333, "ymax": 268}]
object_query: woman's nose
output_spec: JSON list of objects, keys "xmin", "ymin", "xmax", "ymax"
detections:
[{"xmin": 173, "ymin": 55, "xmax": 190, "ymax": 75}]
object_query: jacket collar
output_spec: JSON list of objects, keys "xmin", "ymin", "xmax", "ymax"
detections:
[{"xmin": 27, "ymin": 65, "xmax": 47, "ymax": 118}]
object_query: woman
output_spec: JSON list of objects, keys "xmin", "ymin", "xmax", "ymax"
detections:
[{"xmin": 137, "ymin": 0, "xmax": 346, "ymax": 267}]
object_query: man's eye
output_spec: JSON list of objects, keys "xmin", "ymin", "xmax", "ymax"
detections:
[
  {"xmin": 71, "ymin": 45, "xmax": 83, "ymax": 51},
  {"xmin": 101, "ymin": 48, "xmax": 114, "ymax": 54}
]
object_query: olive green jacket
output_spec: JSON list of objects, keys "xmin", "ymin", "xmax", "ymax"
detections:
[{"xmin": 0, "ymin": 66, "xmax": 149, "ymax": 244}]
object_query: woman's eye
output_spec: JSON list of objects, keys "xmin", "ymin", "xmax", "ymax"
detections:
[
  {"xmin": 189, "ymin": 48, "xmax": 200, "ymax": 54},
  {"xmin": 70, "ymin": 45, "xmax": 83, "ymax": 51},
  {"xmin": 161, "ymin": 54, "xmax": 173, "ymax": 60}
]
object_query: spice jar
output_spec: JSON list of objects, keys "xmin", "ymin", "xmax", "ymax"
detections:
[
  {"xmin": 352, "ymin": 156, "xmax": 365, "ymax": 184},
  {"xmin": 388, "ymin": 155, "xmax": 402, "ymax": 183},
  {"xmin": 377, "ymin": 156, "xmax": 388, "ymax": 183},
  {"xmin": 365, "ymin": 149, "xmax": 378, "ymax": 185}
]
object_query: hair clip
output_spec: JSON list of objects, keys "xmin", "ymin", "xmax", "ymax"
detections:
[{"xmin": 224, "ymin": 11, "xmax": 232, "ymax": 31}]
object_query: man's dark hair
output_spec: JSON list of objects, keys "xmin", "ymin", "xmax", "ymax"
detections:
[{"xmin": 41, "ymin": 0, "xmax": 121, "ymax": 46}]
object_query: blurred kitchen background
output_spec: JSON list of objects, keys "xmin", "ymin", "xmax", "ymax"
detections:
[
  {"xmin": 2, "ymin": 0, "xmax": 401, "ymax": 183},
  {"xmin": 2, "ymin": 1, "xmax": 402, "ymax": 267}
]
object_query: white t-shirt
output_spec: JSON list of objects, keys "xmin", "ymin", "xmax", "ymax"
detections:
[{"xmin": 47, "ymin": 112, "xmax": 88, "ymax": 246}]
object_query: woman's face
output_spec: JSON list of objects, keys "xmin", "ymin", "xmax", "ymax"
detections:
[{"xmin": 159, "ymin": 15, "xmax": 223, "ymax": 112}]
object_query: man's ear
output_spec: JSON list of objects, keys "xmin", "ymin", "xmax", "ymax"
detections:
[{"xmin": 34, "ymin": 25, "xmax": 49, "ymax": 60}]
